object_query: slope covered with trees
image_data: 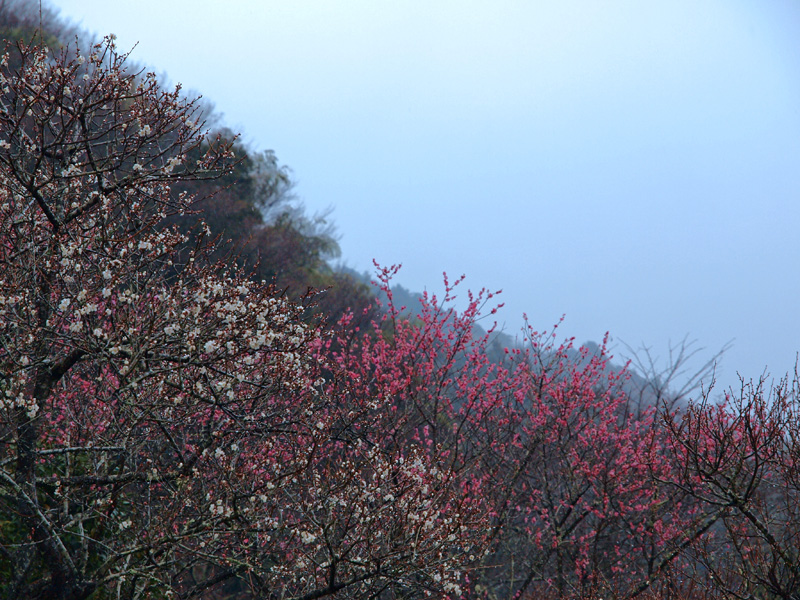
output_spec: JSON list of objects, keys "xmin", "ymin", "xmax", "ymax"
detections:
[
  {"xmin": 2, "ymin": 5, "xmax": 800, "ymax": 600},
  {"xmin": 0, "ymin": 0, "xmax": 378, "ymax": 332}
]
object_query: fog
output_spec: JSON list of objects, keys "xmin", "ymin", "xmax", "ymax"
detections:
[{"xmin": 52, "ymin": 0, "xmax": 800, "ymax": 392}]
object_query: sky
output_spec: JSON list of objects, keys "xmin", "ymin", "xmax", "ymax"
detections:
[{"xmin": 49, "ymin": 0, "xmax": 800, "ymax": 393}]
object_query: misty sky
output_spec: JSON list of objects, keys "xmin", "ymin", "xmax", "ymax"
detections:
[{"xmin": 51, "ymin": 0, "xmax": 800, "ymax": 392}]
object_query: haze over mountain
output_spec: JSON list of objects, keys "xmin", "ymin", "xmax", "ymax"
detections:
[{"xmin": 50, "ymin": 0, "xmax": 800, "ymax": 391}]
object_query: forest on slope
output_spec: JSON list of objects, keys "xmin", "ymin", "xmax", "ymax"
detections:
[
  {"xmin": 2, "ymin": 3, "xmax": 800, "ymax": 600},
  {"xmin": 2, "ymin": 0, "xmax": 380, "ymax": 326}
]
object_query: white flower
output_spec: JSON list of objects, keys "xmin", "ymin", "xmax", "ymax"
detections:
[
  {"xmin": 203, "ymin": 340, "xmax": 218, "ymax": 354},
  {"xmin": 164, "ymin": 156, "xmax": 182, "ymax": 173},
  {"xmin": 58, "ymin": 298, "xmax": 70, "ymax": 311},
  {"xmin": 300, "ymin": 531, "xmax": 316, "ymax": 544},
  {"xmin": 443, "ymin": 582, "xmax": 462, "ymax": 595}
]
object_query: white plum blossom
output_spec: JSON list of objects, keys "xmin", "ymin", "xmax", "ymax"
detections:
[{"xmin": 299, "ymin": 531, "xmax": 317, "ymax": 544}]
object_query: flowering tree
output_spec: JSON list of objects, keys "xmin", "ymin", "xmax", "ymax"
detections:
[
  {"xmin": 0, "ymin": 38, "xmax": 483, "ymax": 600},
  {"xmin": 454, "ymin": 327, "xmax": 706, "ymax": 600},
  {"xmin": 328, "ymin": 268, "xmax": 709, "ymax": 600},
  {"xmin": 658, "ymin": 374, "xmax": 800, "ymax": 599}
]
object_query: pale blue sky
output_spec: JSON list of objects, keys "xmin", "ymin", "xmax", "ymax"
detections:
[{"xmin": 51, "ymin": 0, "xmax": 800, "ymax": 392}]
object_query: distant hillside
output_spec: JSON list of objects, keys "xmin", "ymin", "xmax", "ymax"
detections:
[{"xmin": 1, "ymin": 0, "xmax": 699, "ymax": 407}]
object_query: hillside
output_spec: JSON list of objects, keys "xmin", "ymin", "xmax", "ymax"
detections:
[{"xmin": 3, "ymin": 5, "xmax": 786, "ymax": 600}]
